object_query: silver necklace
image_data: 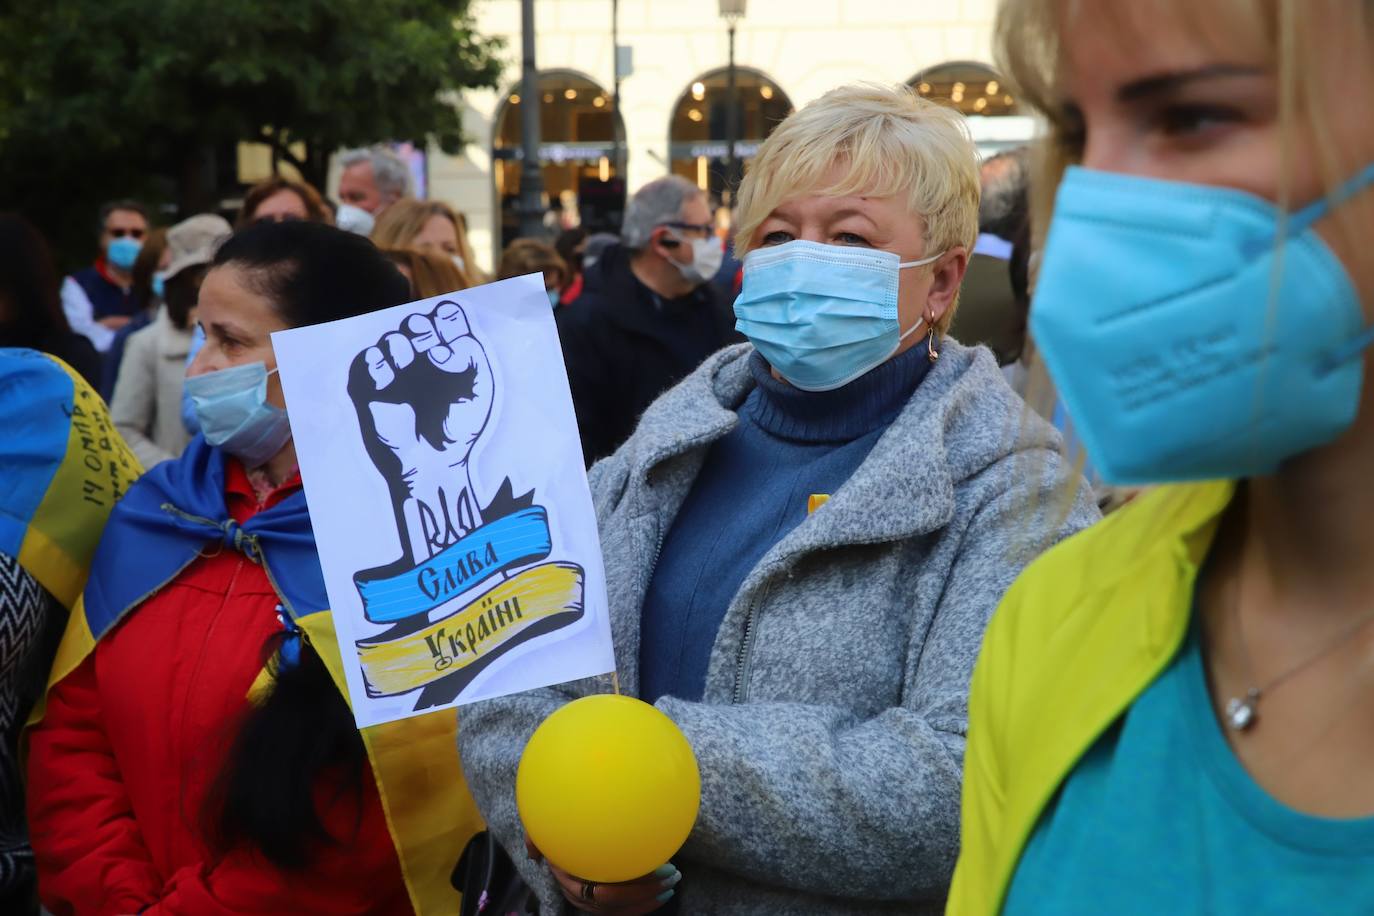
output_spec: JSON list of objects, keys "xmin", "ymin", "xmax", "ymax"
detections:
[{"xmin": 1225, "ymin": 584, "xmax": 1374, "ymax": 731}]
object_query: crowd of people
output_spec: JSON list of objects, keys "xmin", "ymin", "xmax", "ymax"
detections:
[{"xmin": 1, "ymin": 0, "xmax": 1372, "ymax": 913}]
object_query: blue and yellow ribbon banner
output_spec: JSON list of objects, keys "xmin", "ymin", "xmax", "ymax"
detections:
[{"xmin": 358, "ymin": 560, "xmax": 585, "ymax": 697}]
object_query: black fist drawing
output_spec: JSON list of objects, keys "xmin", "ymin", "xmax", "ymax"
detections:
[{"xmin": 348, "ymin": 301, "xmax": 493, "ymax": 572}]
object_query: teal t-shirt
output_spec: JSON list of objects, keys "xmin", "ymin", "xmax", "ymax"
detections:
[{"xmin": 1003, "ymin": 614, "xmax": 1374, "ymax": 915}]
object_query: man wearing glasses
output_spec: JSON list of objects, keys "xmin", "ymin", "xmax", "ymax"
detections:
[
  {"xmin": 61, "ymin": 200, "xmax": 150, "ymax": 352},
  {"xmin": 558, "ymin": 175, "xmax": 737, "ymax": 465}
]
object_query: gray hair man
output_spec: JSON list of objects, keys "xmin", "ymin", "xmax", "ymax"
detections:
[
  {"xmin": 556, "ymin": 175, "xmax": 737, "ymax": 464},
  {"xmin": 620, "ymin": 175, "xmax": 723, "ymax": 298},
  {"xmin": 976, "ymin": 147, "xmax": 1029, "ymax": 243},
  {"xmin": 337, "ymin": 146, "xmax": 413, "ymax": 215}
]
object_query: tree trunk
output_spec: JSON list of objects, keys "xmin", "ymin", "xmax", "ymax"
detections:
[
  {"xmin": 270, "ymin": 134, "xmax": 328, "ymax": 196},
  {"xmin": 303, "ymin": 142, "xmax": 330, "ymax": 196},
  {"xmin": 176, "ymin": 144, "xmax": 217, "ymax": 216}
]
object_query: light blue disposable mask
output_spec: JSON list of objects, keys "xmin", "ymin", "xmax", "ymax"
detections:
[
  {"xmin": 184, "ymin": 361, "xmax": 292, "ymax": 468},
  {"xmin": 151, "ymin": 271, "xmax": 166, "ymax": 299},
  {"xmin": 734, "ymin": 240, "xmax": 942, "ymax": 391},
  {"xmin": 1032, "ymin": 162, "xmax": 1374, "ymax": 485},
  {"xmin": 107, "ymin": 236, "xmax": 142, "ymax": 271},
  {"xmin": 547, "ymin": 287, "xmax": 561, "ymax": 308}
]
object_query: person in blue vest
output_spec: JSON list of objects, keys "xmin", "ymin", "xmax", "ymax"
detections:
[{"xmin": 60, "ymin": 200, "xmax": 149, "ymax": 353}]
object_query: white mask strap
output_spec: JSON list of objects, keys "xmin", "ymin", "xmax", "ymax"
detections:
[
  {"xmin": 895, "ymin": 252, "xmax": 943, "ymax": 343},
  {"xmin": 897, "ymin": 315, "xmax": 931, "ymax": 344},
  {"xmin": 898, "ymin": 250, "xmax": 944, "ymax": 270}
]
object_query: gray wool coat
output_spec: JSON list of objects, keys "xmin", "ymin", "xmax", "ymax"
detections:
[{"xmin": 458, "ymin": 340, "xmax": 1099, "ymax": 915}]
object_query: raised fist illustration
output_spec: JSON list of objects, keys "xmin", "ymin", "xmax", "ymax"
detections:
[{"xmin": 348, "ymin": 301, "xmax": 493, "ymax": 571}]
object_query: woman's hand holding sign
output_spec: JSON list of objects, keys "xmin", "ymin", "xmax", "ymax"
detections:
[{"xmin": 349, "ymin": 301, "xmax": 493, "ymax": 569}]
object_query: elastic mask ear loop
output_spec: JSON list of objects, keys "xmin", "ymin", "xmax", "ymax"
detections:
[
  {"xmin": 898, "ymin": 250, "xmax": 945, "ymax": 270},
  {"xmin": 1322, "ymin": 324, "xmax": 1374, "ymax": 374},
  {"xmin": 1283, "ymin": 161, "xmax": 1374, "ymax": 239},
  {"xmin": 1281, "ymin": 161, "xmax": 1374, "ymax": 373},
  {"xmin": 894, "ymin": 252, "xmax": 945, "ymax": 358},
  {"xmin": 893, "ymin": 311, "xmax": 943, "ymax": 363}
]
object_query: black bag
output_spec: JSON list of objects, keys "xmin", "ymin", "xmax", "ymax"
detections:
[{"xmin": 453, "ymin": 831, "xmax": 540, "ymax": 916}]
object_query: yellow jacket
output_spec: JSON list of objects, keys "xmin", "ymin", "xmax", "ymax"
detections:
[{"xmin": 947, "ymin": 481, "xmax": 1235, "ymax": 915}]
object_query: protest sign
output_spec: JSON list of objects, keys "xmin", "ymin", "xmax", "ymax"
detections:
[{"xmin": 273, "ymin": 274, "xmax": 614, "ymax": 727}]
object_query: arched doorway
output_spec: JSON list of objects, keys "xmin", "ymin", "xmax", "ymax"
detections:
[
  {"xmin": 492, "ymin": 70, "xmax": 627, "ymax": 249},
  {"xmin": 909, "ymin": 61, "xmax": 1016, "ymax": 116},
  {"xmin": 907, "ymin": 61, "xmax": 1032, "ymax": 156},
  {"xmin": 668, "ymin": 68, "xmax": 793, "ymax": 206}
]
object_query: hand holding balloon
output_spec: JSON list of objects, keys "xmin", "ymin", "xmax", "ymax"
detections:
[
  {"xmin": 526, "ymin": 836, "xmax": 682, "ymax": 914},
  {"xmin": 517, "ymin": 695, "xmax": 701, "ymax": 911}
]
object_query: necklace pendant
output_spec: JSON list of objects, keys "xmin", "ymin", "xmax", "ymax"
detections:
[{"xmin": 1225, "ymin": 694, "xmax": 1258, "ymax": 731}]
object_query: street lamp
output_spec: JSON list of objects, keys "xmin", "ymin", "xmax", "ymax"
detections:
[
  {"xmin": 718, "ymin": 0, "xmax": 746, "ymax": 204},
  {"xmin": 518, "ymin": 0, "xmax": 546, "ymax": 240}
]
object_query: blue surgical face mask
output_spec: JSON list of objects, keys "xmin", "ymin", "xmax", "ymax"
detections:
[
  {"xmin": 547, "ymin": 287, "xmax": 561, "ymax": 308},
  {"xmin": 1032, "ymin": 162, "xmax": 1374, "ymax": 485},
  {"xmin": 107, "ymin": 236, "xmax": 142, "ymax": 271},
  {"xmin": 733, "ymin": 240, "xmax": 943, "ymax": 391},
  {"xmin": 184, "ymin": 361, "xmax": 292, "ymax": 468},
  {"xmin": 151, "ymin": 271, "xmax": 166, "ymax": 299}
]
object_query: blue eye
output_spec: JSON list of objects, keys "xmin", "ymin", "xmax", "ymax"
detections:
[
  {"xmin": 761, "ymin": 230, "xmax": 794, "ymax": 246},
  {"xmin": 835, "ymin": 232, "xmax": 870, "ymax": 246}
]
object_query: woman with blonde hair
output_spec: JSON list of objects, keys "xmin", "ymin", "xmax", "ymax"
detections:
[
  {"xmin": 949, "ymin": 2, "xmax": 1374, "ymax": 913},
  {"xmin": 372, "ymin": 198, "xmax": 486, "ymax": 282},
  {"xmin": 459, "ymin": 83, "xmax": 1096, "ymax": 915},
  {"xmin": 382, "ymin": 247, "xmax": 472, "ymax": 298}
]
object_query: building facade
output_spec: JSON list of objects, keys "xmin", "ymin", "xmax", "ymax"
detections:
[{"xmin": 388, "ymin": 0, "xmax": 1028, "ymax": 272}]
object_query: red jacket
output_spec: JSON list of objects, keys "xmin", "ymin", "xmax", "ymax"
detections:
[{"xmin": 28, "ymin": 461, "xmax": 411, "ymax": 915}]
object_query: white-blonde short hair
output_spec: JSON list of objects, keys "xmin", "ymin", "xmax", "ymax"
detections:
[{"xmin": 735, "ymin": 83, "xmax": 981, "ymax": 326}]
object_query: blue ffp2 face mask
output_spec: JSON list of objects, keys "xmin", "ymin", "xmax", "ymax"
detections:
[
  {"xmin": 734, "ymin": 240, "xmax": 942, "ymax": 391},
  {"xmin": 1032, "ymin": 163, "xmax": 1374, "ymax": 485},
  {"xmin": 184, "ymin": 361, "xmax": 292, "ymax": 468}
]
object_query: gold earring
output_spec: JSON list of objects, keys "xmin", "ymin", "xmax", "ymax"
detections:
[{"xmin": 926, "ymin": 314, "xmax": 940, "ymax": 362}]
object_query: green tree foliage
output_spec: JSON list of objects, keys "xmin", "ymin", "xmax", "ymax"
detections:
[{"xmin": 0, "ymin": 0, "xmax": 504, "ymax": 266}]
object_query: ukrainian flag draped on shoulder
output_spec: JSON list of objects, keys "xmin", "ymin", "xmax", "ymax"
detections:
[
  {"xmin": 0, "ymin": 348, "xmax": 140, "ymax": 609},
  {"xmin": 43, "ymin": 434, "xmax": 479, "ymax": 914}
]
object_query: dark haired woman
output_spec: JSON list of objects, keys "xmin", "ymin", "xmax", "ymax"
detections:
[
  {"xmin": 0, "ymin": 214, "xmax": 100, "ymax": 387},
  {"xmin": 111, "ymin": 215, "xmax": 228, "ymax": 467},
  {"xmin": 28, "ymin": 220, "xmax": 481, "ymax": 914}
]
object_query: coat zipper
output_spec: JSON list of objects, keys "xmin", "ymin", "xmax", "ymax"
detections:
[{"xmin": 731, "ymin": 583, "xmax": 771, "ymax": 704}]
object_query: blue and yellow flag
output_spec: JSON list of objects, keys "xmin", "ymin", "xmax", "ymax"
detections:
[
  {"xmin": 0, "ymin": 348, "xmax": 140, "ymax": 609},
  {"xmin": 41, "ymin": 428, "xmax": 478, "ymax": 913}
]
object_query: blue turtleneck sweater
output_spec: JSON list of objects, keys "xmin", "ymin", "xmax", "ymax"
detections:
[{"xmin": 638, "ymin": 345, "xmax": 933, "ymax": 703}]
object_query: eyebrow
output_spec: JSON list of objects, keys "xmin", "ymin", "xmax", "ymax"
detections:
[
  {"xmin": 208, "ymin": 320, "xmax": 251, "ymax": 342},
  {"xmin": 1118, "ymin": 64, "xmax": 1265, "ymax": 103},
  {"xmin": 827, "ymin": 206, "xmax": 878, "ymax": 226},
  {"xmin": 767, "ymin": 204, "xmax": 877, "ymax": 227}
]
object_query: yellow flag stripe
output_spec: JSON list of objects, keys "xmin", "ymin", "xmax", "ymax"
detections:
[{"xmin": 301, "ymin": 611, "xmax": 481, "ymax": 915}]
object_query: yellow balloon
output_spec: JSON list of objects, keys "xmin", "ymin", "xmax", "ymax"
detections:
[{"xmin": 516, "ymin": 694, "xmax": 701, "ymax": 883}]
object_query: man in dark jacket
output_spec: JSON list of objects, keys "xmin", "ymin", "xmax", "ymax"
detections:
[
  {"xmin": 60, "ymin": 200, "xmax": 149, "ymax": 353},
  {"xmin": 557, "ymin": 175, "xmax": 738, "ymax": 465}
]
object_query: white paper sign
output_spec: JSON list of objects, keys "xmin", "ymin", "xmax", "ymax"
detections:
[{"xmin": 272, "ymin": 274, "xmax": 614, "ymax": 727}]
